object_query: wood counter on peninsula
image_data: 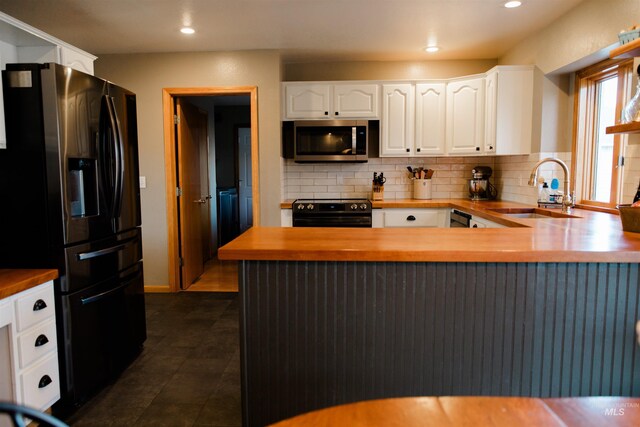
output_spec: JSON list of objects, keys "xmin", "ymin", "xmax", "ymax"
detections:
[{"xmin": 218, "ymin": 203, "xmax": 640, "ymax": 427}]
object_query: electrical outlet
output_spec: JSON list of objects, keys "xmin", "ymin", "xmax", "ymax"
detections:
[{"xmin": 139, "ymin": 176, "xmax": 147, "ymax": 188}]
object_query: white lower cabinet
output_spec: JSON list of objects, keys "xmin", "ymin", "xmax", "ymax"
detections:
[
  {"xmin": 1, "ymin": 280, "xmax": 60, "ymax": 412},
  {"xmin": 19, "ymin": 352, "xmax": 59, "ymax": 410},
  {"xmin": 383, "ymin": 208, "xmax": 448, "ymax": 228},
  {"xmin": 470, "ymin": 216, "xmax": 505, "ymax": 228},
  {"xmin": 281, "ymin": 209, "xmax": 292, "ymax": 227}
]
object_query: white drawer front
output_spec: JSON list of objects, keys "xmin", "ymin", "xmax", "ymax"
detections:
[
  {"xmin": 20, "ymin": 352, "xmax": 60, "ymax": 410},
  {"xmin": 0, "ymin": 299, "xmax": 10, "ymax": 328},
  {"xmin": 384, "ymin": 209, "xmax": 443, "ymax": 227},
  {"xmin": 15, "ymin": 282, "xmax": 55, "ymax": 332},
  {"xmin": 17, "ymin": 319, "xmax": 57, "ymax": 369}
]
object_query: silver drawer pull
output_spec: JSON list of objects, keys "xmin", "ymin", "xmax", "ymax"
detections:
[
  {"xmin": 33, "ymin": 299, "xmax": 47, "ymax": 311},
  {"xmin": 35, "ymin": 334, "xmax": 49, "ymax": 347},
  {"xmin": 38, "ymin": 375, "xmax": 52, "ymax": 388}
]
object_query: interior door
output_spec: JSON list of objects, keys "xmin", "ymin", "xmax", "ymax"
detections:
[
  {"xmin": 238, "ymin": 127, "xmax": 253, "ymax": 233},
  {"xmin": 176, "ymin": 99, "xmax": 208, "ymax": 289}
]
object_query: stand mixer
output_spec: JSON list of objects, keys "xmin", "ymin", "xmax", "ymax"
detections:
[{"xmin": 469, "ymin": 166, "xmax": 497, "ymax": 200}]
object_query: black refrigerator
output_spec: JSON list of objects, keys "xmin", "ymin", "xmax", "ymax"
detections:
[{"xmin": 0, "ymin": 63, "xmax": 146, "ymax": 412}]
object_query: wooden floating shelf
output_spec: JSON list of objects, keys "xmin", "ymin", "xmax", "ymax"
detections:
[
  {"xmin": 606, "ymin": 121, "xmax": 640, "ymax": 134},
  {"xmin": 610, "ymin": 37, "xmax": 640, "ymax": 59}
]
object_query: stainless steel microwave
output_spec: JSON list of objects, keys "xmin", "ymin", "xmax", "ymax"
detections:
[{"xmin": 285, "ymin": 120, "xmax": 371, "ymax": 163}]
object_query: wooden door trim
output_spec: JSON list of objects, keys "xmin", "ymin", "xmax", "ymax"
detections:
[{"xmin": 162, "ymin": 86, "xmax": 259, "ymax": 292}]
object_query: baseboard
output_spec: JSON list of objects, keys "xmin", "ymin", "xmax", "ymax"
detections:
[{"xmin": 144, "ymin": 285, "xmax": 172, "ymax": 293}]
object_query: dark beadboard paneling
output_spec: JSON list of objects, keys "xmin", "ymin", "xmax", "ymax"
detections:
[{"xmin": 239, "ymin": 261, "xmax": 640, "ymax": 427}]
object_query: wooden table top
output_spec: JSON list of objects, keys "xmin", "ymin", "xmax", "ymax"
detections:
[
  {"xmin": 271, "ymin": 396, "xmax": 640, "ymax": 427},
  {"xmin": 0, "ymin": 269, "xmax": 58, "ymax": 300},
  {"xmin": 220, "ymin": 199, "xmax": 640, "ymax": 262}
]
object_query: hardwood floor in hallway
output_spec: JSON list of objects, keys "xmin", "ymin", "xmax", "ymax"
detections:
[{"xmin": 187, "ymin": 258, "xmax": 238, "ymax": 292}]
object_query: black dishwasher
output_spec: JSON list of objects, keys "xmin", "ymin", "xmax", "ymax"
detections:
[{"xmin": 450, "ymin": 209, "xmax": 472, "ymax": 227}]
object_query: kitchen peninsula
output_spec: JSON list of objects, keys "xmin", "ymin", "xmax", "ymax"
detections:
[{"xmin": 218, "ymin": 201, "xmax": 640, "ymax": 427}]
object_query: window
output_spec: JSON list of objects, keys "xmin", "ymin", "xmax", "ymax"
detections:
[{"xmin": 573, "ymin": 59, "xmax": 633, "ymax": 209}]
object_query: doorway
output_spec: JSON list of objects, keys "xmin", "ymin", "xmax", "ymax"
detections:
[{"xmin": 162, "ymin": 87, "xmax": 259, "ymax": 292}]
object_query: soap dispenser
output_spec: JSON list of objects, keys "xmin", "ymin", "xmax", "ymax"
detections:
[{"xmin": 539, "ymin": 182, "xmax": 550, "ymax": 203}]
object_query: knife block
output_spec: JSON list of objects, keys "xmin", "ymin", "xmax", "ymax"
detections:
[{"xmin": 372, "ymin": 184, "xmax": 384, "ymax": 201}]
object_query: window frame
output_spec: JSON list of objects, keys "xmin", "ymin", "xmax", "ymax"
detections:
[{"xmin": 571, "ymin": 58, "xmax": 633, "ymax": 211}]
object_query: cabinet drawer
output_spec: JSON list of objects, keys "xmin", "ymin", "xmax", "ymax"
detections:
[
  {"xmin": 384, "ymin": 209, "xmax": 444, "ymax": 227},
  {"xmin": 17, "ymin": 318, "xmax": 57, "ymax": 369},
  {"xmin": 14, "ymin": 282, "xmax": 55, "ymax": 332},
  {"xmin": 20, "ymin": 352, "xmax": 60, "ymax": 410}
]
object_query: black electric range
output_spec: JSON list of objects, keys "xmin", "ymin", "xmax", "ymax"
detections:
[{"xmin": 292, "ymin": 198, "xmax": 372, "ymax": 228}]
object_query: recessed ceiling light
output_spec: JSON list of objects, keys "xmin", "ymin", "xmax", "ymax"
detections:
[
  {"xmin": 504, "ymin": 1, "xmax": 522, "ymax": 8},
  {"xmin": 424, "ymin": 46, "xmax": 439, "ymax": 53},
  {"xmin": 180, "ymin": 27, "xmax": 195, "ymax": 35}
]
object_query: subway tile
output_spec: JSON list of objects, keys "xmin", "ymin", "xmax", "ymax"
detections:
[{"xmin": 314, "ymin": 178, "xmax": 337, "ymax": 185}]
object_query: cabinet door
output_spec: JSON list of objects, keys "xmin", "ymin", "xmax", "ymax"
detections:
[
  {"xmin": 284, "ymin": 84, "xmax": 332, "ymax": 119},
  {"xmin": 415, "ymin": 83, "xmax": 446, "ymax": 156},
  {"xmin": 333, "ymin": 84, "xmax": 379, "ymax": 118},
  {"xmin": 487, "ymin": 67, "xmax": 534, "ymax": 155},
  {"xmin": 446, "ymin": 77, "xmax": 485, "ymax": 155},
  {"xmin": 383, "ymin": 208, "xmax": 448, "ymax": 227},
  {"xmin": 484, "ymin": 70, "xmax": 498, "ymax": 154},
  {"xmin": 380, "ymin": 84, "xmax": 414, "ymax": 157},
  {"xmin": 59, "ymin": 46, "xmax": 95, "ymax": 75}
]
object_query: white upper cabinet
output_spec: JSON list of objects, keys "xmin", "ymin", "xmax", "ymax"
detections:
[
  {"xmin": 59, "ymin": 46, "xmax": 95, "ymax": 75},
  {"xmin": 283, "ymin": 82, "xmax": 379, "ymax": 119},
  {"xmin": 446, "ymin": 76, "xmax": 485, "ymax": 155},
  {"xmin": 333, "ymin": 84, "xmax": 379, "ymax": 118},
  {"xmin": 484, "ymin": 65, "xmax": 534, "ymax": 155},
  {"xmin": 380, "ymin": 83, "xmax": 414, "ymax": 156},
  {"xmin": 0, "ymin": 12, "xmax": 96, "ymax": 150},
  {"xmin": 415, "ymin": 82, "xmax": 446, "ymax": 156},
  {"xmin": 0, "ymin": 13, "xmax": 96, "ymax": 74},
  {"xmin": 284, "ymin": 83, "xmax": 332, "ymax": 119}
]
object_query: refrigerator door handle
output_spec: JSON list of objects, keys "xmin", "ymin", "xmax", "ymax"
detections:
[
  {"xmin": 76, "ymin": 237, "xmax": 137, "ymax": 261},
  {"xmin": 103, "ymin": 96, "xmax": 125, "ymax": 221}
]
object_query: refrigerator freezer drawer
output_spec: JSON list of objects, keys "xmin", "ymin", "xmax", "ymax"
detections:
[
  {"xmin": 59, "ymin": 262, "xmax": 146, "ymax": 405},
  {"xmin": 61, "ymin": 228, "xmax": 142, "ymax": 293}
]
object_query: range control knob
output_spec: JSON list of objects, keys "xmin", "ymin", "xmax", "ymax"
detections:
[
  {"xmin": 306, "ymin": 204, "xmax": 314, "ymax": 210},
  {"xmin": 350, "ymin": 204, "xmax": 358, "ymax": 210},
  {"xmin": 297, "ymin": 204, "xmax": 305, "ymax": 210},
  {"xmin": 360, "ymin": 204, "xmax": 368, "ymax": 210}
]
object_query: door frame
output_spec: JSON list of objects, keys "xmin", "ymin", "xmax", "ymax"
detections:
[{"xmin": 162, "ymin": 86, "xmax": 259, "ymax": 292}]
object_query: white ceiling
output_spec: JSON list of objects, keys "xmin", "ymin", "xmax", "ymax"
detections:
[{"xmin": 0, "ymin": 0, "xmax": 585, "ymax": 63}]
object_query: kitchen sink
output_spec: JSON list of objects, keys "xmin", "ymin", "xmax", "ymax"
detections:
[{"xmin": 487, "ymin": 207, "xmax": 580, "ymax": 219}]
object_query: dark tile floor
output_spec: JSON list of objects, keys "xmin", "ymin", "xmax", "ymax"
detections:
[{"xmin": 63, "ymin": 292, "xmax": 241, "ymax": 427}]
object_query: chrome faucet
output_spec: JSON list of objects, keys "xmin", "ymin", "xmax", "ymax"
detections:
[{"xmin": 528, "ymin": 157, "xmax": 572, "ymax": 212}]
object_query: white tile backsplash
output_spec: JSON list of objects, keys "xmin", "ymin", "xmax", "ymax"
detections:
[
  {"xmin": 282, "ymin": 147, "xmax": 640, "ymax": 205},
  {"xmin": 494, "ymin": 152, "xmax": 572, "ymax": 206},
  {"xmin": 283, "ymin": 156, "xmax": 495, "ymax": 200}
]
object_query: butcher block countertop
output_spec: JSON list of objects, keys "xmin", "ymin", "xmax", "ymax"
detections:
[
  {"xmin": 0, "ymin": 269, "xmax": 58, "ymax": 300},
  {"xmin": 222, "ymin": 199, "xmax": 640, "ymax": 263}
]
